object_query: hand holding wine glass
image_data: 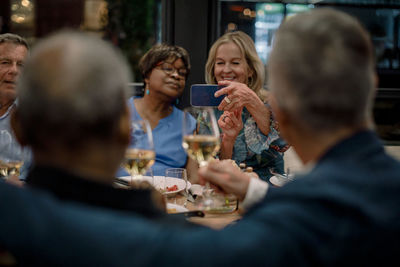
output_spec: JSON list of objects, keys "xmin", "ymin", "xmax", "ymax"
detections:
[{"xmin": 122, "ymin": 119, "xmax": 155, "ymax": 186}]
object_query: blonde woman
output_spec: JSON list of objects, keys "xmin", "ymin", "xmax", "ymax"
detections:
[{"xmin": 204, "ymin": 31, "xmax": 288, "ymax": 180}]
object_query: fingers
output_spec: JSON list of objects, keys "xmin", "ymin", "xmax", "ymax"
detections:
[
  {"xmin": 218, "ymin": 96, "xmax": 241, "ymax": 111},
  {"xmin": 198, "ymin": 161, "xmax": 230, "ymax": 187},
  {"xmin": 219, "ymin": 111, "xmax": 243, "ymax": 133},
  {"xmin": 198, "ymin": 161, "xmax": 250, "ymax": 199},
  {"xmin": 219, "ymin": 112, "xmax": 234, "ymax": 128},
  {"xmin": 214, "ymin": 83, "xmax": 231, "ymax": 97},
  {"xmin": 5, "ymin": 175, "xmax": 25, "ymax": 187},
  {"xmin": 230, "ymin": 113, "xmax": 240, "ymax": 125},
  {"xmin": 234, "ymin": 107, "xmax": 243, "ymax": 124},
  {"xmin": 216, "ymin": 85, "xmax": 246, "ymax": 111},
  {"xmin": 223, "ymin": 96, "xmax": 231, "ymax": 104}
]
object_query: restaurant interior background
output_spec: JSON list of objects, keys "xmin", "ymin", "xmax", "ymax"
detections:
[{"xmin": 0, "ymin": 0, "xmax": 399, "ymax": 150}]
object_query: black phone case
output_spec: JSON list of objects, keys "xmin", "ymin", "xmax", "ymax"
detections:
[{"xmin": 190, "ymin": 84, "xmax": 225, "ymax": 107}]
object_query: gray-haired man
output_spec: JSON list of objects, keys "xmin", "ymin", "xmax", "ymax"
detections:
[{"xmin": 0, "ymin": 33, "xmax": 29, "ymax": 179}]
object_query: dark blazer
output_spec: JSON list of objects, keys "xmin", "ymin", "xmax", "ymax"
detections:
[
  {"xmin": 25, "ymin": 165, "xmax": 165, "ymax": 218},
  {"xmin": 0, "ymin": 130, "xmax": 400, "ymax": 266}
]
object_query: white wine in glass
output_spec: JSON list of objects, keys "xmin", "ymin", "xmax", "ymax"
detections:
[
  {"xmin": 122, "ymin": 119, "xmax": 155, "ymax": 184},
  {"xmin": 182, "ymin": 107, "xmax": 220, "ymax": 166},
  {"xmin": 0, "ymin": 161, "xmax": 23, "ymax": 178},
  {"xmin": 0, "ymin": 130, "xmax": 30, "ymax": 180},
  {"xmin": 183, "ymin": 135, "xmax": 220, "ymax": 166},
  {"xmin": 123, "ymin": 148, "xmax": 155, "ymax": 178},
  {"xmin": 182, "ymin": 107, "xmax": 220, "ymax": 208}
]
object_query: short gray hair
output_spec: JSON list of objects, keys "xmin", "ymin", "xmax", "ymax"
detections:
[
  {"xmin": 0, "ymin": 33, "xmax": 29, "ymax": 49},
  {"xmin": 268, "ymin": 8, "xmax": 375, "ymax": 133},
  {"xmin": 17, "ymin": 30, "xmax": 132, "ymax": 147}
]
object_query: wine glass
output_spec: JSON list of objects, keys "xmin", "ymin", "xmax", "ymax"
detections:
[
  {"xmin": 122, "ymin": 119, "xmax": 155, "ymax": 186},
  {"xmin": 0, "ymin": 130, "xmax": 31, "ymax": 180},
  {"xmin": 165, "ymin": 168, "xmax": 188, "ymax": 192},
  {"xmin": 182, "ymin": 107, "xmax": 220, "ymax": 167},
  {"xmin": 165, "ymin": 168, "xmax": 187, "ymax": 205},
  {"xmin": 182, "ymin": 107, "xmax": 220, "ymax": 208}
]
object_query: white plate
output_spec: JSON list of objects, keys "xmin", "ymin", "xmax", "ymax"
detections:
[
  {"xmin": 166, "ymin": 203, "xmax": 188, "ymax": 213},
  {"xmin": 118, "ymin": 175, "xmax": 153, "ymax": 184},
  {"xmin": 118, "ymin": 176, "xmax": 191, "ymax": 195},
  {"xmin": 158, "ymin": 176, "xmax": 191, "ymax": 196}
]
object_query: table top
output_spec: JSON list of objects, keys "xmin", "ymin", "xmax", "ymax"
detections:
[{"xmin": 166, "ymin": 193, "xmax": 242, "ymax": 230}]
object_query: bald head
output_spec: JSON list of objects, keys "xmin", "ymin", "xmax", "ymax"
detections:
[{"xmin": 16, "ymin": 31, "xmax": 132, "ymax": 150}]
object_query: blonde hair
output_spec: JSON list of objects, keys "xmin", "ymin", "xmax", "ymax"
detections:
[{"xmin": 205, "ymin": 31, "xmax": 265, "ymax": 96}]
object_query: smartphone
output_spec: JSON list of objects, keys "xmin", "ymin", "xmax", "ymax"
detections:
[{"xmin": 190, "ymin": 84, "xmax": 226, "ymax": 107}]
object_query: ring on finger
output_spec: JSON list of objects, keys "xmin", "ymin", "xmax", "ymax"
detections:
[{"xmin": 223, "ymin": 96, "xmax": 231, "ymax": 104}]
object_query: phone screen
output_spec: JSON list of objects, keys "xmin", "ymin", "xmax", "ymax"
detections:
[{"xmin": 190, "ymin": 84, "xmax": 225, "ymax": 107}]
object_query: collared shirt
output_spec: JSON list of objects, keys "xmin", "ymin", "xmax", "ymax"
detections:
[
  {"xmin": 242, "ymin": 160, "xmax": 315, "ymax": 210},
  {"xmin": 0, "ymin": 102, "xmax": 31, "ymax": 179},
  {"xmin": 0, "ymin": 102, "xmax": 21, "ymax": 160}
]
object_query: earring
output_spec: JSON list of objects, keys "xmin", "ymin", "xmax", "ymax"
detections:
[
  {"xmin": 146, "ymin": 89, "xmax": 150, "ymax": 95},
  {"xmin": 176, "ymin": 98, "xmax": 179, "ymax": 105}
]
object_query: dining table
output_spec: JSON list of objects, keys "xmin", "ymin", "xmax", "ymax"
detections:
[
  {"xmin": 115, "ymin": 175, "xmax": 243, "ymax": 229},
  {"xmin": 165, "ymin": 192, "xmax": 242, "ymax": 230}
]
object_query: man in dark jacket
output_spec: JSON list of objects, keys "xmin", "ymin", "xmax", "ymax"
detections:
[{"xmin": 9, "ymin": 30, "xmax": 166, "ymax": 217}]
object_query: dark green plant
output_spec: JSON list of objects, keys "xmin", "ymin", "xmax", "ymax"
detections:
[{"xmin": 103, "ymin": 0, "xmax": 155, "ymax": 81}]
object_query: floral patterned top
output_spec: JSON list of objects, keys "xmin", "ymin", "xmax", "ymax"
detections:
[{"xmin": 199, "ymin": 105, "xmax": 289, "ymax": 181}]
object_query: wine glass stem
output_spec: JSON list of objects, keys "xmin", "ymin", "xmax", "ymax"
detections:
[
  {"xmin": 199, "ymin": 160, "xmax": 211, "ymax": 190},
  {"xmin": 205, "ymin": 181, "xmax": 211, "ymax": 191},
  {"xmin": 199, "ymin": 161, "xmax": 208, "ymax": 167}
]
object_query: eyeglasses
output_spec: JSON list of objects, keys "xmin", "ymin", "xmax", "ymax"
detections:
[{"xmin": 155, "ymin": 62, "xmax": 187, "ymax": 78}]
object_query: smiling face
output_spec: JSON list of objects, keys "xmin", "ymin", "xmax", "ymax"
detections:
[
  {"xmin": 0, "ymin": 42, "xmax": 28, "ymax": 95},
  {"xmin": 213, "ymin": 42, "xmax": 252, "ymax": 84},
  {"xmin": 145, "ymin": 58, "xmax": 186, "ymax": 101}
]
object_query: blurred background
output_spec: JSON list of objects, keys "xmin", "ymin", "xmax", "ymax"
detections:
[{"xmin": 0, "ymin": 0, "xmax": 399, "ymax": 146}]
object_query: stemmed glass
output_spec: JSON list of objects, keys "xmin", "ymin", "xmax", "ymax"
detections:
[
  {"xmin": 182, "ymin": 107, "xmax": 220, "ymax": 208},
  {"xmin": 182, "ymin": 107, "xmax": 220, "ymax": 167},
  {"xmin": 122, "ymin": 119, "xmax": 155, "ymax": 186},
  {"xmin": 0, "ymin": 130, "xmax": 30, "ymax": 179},
  {"xmin": 165, "ymin": 168, "xmax": 187, "ymax": 205}
]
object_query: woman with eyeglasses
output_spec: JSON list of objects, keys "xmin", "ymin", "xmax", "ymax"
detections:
[{"xmin": 127, "ymin": 44, "xmax": 198, "ymax": 181}]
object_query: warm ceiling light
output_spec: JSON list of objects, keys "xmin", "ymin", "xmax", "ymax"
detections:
[
  {"xmin": 11, "ymin": 14, "xmax": 25, "ymax": 23},
  {"xmin": 21, "ymin": 0, "xmax": 30, "ymax": 7}
]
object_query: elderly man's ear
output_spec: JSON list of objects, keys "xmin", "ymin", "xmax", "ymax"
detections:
[
  {"xmin": 268, "ymin": 94, "xmax": 292, "ymax": 144},
  {"xmin": 10, "ymin": 109, "xmax": 28, "ymax": 147},
  {"xmin": 118, "ymin": 107, "xmax": 131, "ymax": 147}
]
